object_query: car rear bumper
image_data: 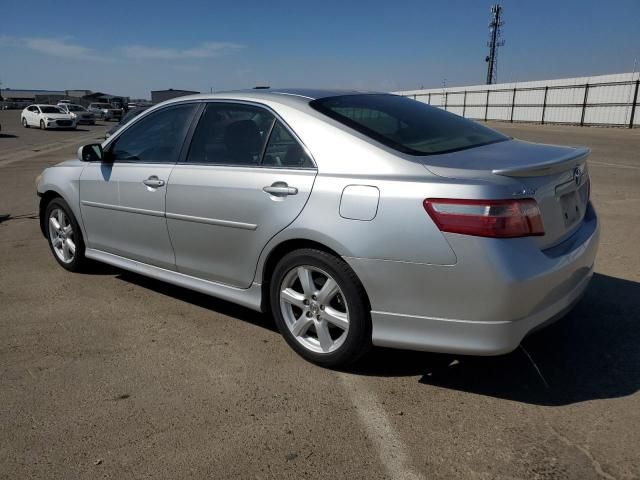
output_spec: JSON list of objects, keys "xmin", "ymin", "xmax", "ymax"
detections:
[{"xmin": 345, "ymin": 203, "xmax": 599, "ymax": 355}]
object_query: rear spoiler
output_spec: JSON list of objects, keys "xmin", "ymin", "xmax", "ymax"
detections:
[{"xmin": 492, "ymin": 147, "xmax": 590, "ymax": 177}]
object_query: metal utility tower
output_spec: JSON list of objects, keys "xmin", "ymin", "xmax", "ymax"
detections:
[{"xmin": 485, "ymin": 4, "xmax": 505, "ymax": 85}]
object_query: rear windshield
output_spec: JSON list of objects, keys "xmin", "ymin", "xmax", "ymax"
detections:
[{"xmin": 310, "ymin": 94, "xmax": 508, "ymax": 156}]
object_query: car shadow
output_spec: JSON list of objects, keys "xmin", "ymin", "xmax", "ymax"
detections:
[
  {"xmin": 0, "ymin": 212, "xmax": 39, "ymax": 224},
  {"xmin": 0, "ymin": 133, "xmax": 18, "ymax": 139},
  {"xmin": 347, "ymin": 273, "xmax": 640, "ymax": 406},
  {"xmin": 112, "ymin": 269, "xmax": 277, "ymax": 333},
  {"xmin": 94, "ymin": 265, "xmax": 639, "ymax": 406}
]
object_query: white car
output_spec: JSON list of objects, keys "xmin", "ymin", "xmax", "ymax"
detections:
[
  {"xmin": 21, "ymin": 105, "xmax": 77, "ymax": 130},
  {"xmin": 57, "ymin": 103, "xmax": 96, "ymax": 125}
]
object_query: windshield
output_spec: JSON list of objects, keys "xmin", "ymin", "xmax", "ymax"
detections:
[
  {"xmin": 92, "ymin": 104, "xmax": 111, "ymax": 109},
  {"xmin": 310, "ymin": 94, "xmax": 508, "ymax": 156},
  {"xmin": 67, "ymin": 105, "xmax": 86, "ymax": 112},
  {"xmin": 40, "ymin": 106, "xmax": 64, "ymax": 114}
]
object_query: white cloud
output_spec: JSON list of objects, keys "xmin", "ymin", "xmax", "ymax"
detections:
[
  {"xmin": 0, "ymin": 35, "xmax": 20, "ymax": 47},
  {"xmin": 0, "ymin": 36, "xmax": 244, "ymax": 63},
  {"xmin": 0, "ymin": 35, "xmax": 97, "ymax": 60},
  {"xmin": 122, "ymin": 42, "xmax": 244, "ymax": 60},
  {"xmin": 25, "ymin": 38, "xmax": 94, "ymax": 59}
]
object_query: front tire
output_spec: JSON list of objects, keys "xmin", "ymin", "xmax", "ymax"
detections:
[
  {"xmin": 44, "ymin": 198, "xmax": 88, "ymax": 272},
  {"xmin": 40, "ymin": 120, "xmax": 45, "ymax": 130},
  {"xmin": 270, "ymin": 248, "xmax": 372, "ymax": 368},
  {"xmin": 22, "ymin": 117, "xmax": 29, "ymax": 128}
]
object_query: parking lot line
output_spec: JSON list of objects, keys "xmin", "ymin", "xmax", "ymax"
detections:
[
  {"xmin": 338, "ymin": 372, "xmax": 425, "ymax": 480},
  {"xmin": 590, "ymin": 160, "xmax": 640, "ymax": 170}
]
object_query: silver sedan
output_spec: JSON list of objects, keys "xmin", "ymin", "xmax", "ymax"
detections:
[{"xmin": 35, "ymin": 90, "xmax": 599, "ymax": 367}]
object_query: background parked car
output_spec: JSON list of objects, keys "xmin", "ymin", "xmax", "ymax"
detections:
[
  {"xmin": 105, "ymin": 106, "xmax": 149, "ymax": 137},
  {"xmin": 2, "ymin": 100, "xmax": 30, "ymax": 110},
  {"xmin": 57, "ymin": 103, "xmax": 96, "ymax": 125},
  {"xmin": 87, "ymin": 103, "xmax": 122, "ymax": 122},
  {"xmin": 21, "ymin": 104, "xmax": 77, "ymax": 130}
]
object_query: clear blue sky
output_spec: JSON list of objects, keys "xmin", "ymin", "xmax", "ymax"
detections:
[{"xmin": 1, "ymin": 0, "xmax": 638, "ymax": 98}]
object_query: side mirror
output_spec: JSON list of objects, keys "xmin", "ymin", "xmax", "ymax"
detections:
[{"xmin": 78, "ymin": 143, "xmax": 104, "ymax": 162}]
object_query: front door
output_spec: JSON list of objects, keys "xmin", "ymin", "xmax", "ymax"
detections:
[
  {"xmin": 79, "ymin": 102, "xmax": 199, "ymax": 270},
  {"xmin": 166, "ymin": 102, "xmax": 317, "ymax": 288},
  {"xmin": 27, "ymin": 106, "xmax": 39, "ymax": 126}
]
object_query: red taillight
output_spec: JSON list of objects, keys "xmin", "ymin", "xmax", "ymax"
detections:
[{"xmin": 423, "ymin": 198, "xmax": 545, "ymax": 238}]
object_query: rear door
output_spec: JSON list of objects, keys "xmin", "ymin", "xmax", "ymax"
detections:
[
  {"xmin": 165, "ymin": 102, "xmax": 317, "ymax": 288},
  {"xmin": 79, "ymin": 102, "xmax": 199, "ymax": 269}
]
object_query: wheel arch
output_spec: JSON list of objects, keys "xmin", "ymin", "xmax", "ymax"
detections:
[
  {"xmin": 38, "ymin": 190, "xmax": 64, "ymax": 237},
  {"xmin": 259, "ymin": 238, "xmax": 371, "ymax": 314}
]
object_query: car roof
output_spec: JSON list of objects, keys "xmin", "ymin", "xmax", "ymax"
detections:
[{"xmin": 160, "ymin": 88, "xmax": 385, "ymax": 110}]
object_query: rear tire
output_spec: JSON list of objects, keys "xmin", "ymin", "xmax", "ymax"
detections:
[
  {"xmin": 44, "ymin": 198, "xmax": 88, "ymax": 272},
  {"xmin": 270, "ymin": 248, "xmax": 372, "ymax": 368}
]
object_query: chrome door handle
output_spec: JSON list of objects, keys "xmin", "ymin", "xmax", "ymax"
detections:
[
  {"xmin": 143, "ymin": 176, "xmax": 165, "ymax": 188},
  {"xmin": 263, "ymin": 182, "xmax": 298, "ymax": 197}
]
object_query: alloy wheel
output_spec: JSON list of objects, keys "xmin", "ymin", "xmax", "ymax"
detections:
[
  {"xmin": 279, "ymin": 265, "xmax": 350, "ymax": 354},
  {"xmin": 48, "ymin": 208, "xmax": 76, "ymax": 264}
]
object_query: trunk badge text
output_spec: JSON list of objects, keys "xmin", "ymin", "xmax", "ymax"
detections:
[{"xmin": 513, "ymin": 188, "xmax": 537, "ymax": 196}]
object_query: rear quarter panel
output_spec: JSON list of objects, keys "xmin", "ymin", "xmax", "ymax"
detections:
[{"xmin": 254, "ymin": 102, "xmax": 527, "ymax": 281}]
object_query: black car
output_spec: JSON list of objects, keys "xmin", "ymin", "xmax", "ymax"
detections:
[{"xmin": 105, "ymin": 107, "xmax": 149, "ymax": 137}]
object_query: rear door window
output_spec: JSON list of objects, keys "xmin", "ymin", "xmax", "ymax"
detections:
[{"xmin": 186, "ymin": 103, "xmax": 275, "ymax": 166}]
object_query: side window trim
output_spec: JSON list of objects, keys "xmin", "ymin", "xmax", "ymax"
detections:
[
  {"xmin": 177, "ymin": 102, "xmax": 206, "ymax": 164},
  {"xmin": 258, "ymin": 117, "xmax": 278, "ymax": 166},
  {"xmin": 177, "ymin": 99, "xmax": 317, "ymax": 170}
]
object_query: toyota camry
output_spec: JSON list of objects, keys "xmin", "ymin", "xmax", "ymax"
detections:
[{"xmin": 35, "ymin": 89, "xmax": 599, "ymax": 367}]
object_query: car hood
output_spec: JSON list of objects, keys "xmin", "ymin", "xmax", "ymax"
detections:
[
  {"xmin": 52, "ymin": 159, "xmax": 84, "ymax": 167},
  {"xmin": 42, "ymin": 113, "xmax": 73, "ymax": 120}
]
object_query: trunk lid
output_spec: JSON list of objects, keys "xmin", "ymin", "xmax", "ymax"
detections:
[{"xmin": 422, "ymin": 139, "xmax": 591, "ymax": 249}]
